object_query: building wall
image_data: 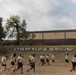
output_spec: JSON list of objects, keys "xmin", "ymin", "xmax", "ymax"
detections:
[
  {"xmin": 33, "ymin": 31, "xmax": 76, "ymax": 40},
  {"xmin": 3, "ymin": 30, "xmax": 76, "ymax": 45},
  {"xmin": 43, "ymin": 32, "xmax": 65, "ymax": 39},
  {"xmin": 34, "ymin": 33, "xmax": 42, "ymax": 39},
  {"xmin": 66, "ymin": 32, "xmax": 76, "ymax": 39},
  {"xmin": 21, "ymin": 30, "xmax": 76, "ymax": 45}
]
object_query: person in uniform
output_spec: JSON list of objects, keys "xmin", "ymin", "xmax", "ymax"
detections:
[
  {"xmin": 45, "ymin": 54, "xmax": 50, "ymax": 66},
  {"xmin": 13, "ymin": 54, "xmax": 23, "ymax": 74},
  {"xmin": 28, "ymin": 54, "xmax": 33, "ymax": 65},
  {"xmin": 51, "ymin": 54, "xmax": 55, "ymax": 65},
  {"xmin": 70, "ymin": 54, "xmax": 76, "ymax": 72},
  {"xmin": 8, "ymin": 53, "xmax": 16, "ymax": 72},
  {"xmin": 1, "ymin": 54, "xmax": 7, "ymax": 74},
  {"xmin": 27, "ymin": 54, "xmax": 35, "ymax": 73},
  {"xmin": 65, "ymin": 53, "xmax": 69, "ymax": 66}
]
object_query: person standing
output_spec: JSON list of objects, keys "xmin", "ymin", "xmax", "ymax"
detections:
[{"xmin": 1, "ymin": 54, "xmax": 7, "ymax": 74}]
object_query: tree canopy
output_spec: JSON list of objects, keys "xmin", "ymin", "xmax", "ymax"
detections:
[
  {"xmin": 0, "ymin": 17, "xmax": 6, "ymax": 41},
  {"xmin": 5, "ymin": 15, "xmax": 30, "ymax": 45}
]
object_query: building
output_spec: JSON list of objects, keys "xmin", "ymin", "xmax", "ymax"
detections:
[
  {"xmin": 22, "ymin": 29, "xmax": 76, "ymax": 45},
  {"xmin": 2, "ymin": 29, "xmax": 76, "ymax": 45}
]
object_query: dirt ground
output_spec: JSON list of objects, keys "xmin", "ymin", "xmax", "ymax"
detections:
[
  {"xmin": 0, "ymin": 50, "xmax": 76, "ymax": 75},
  {"xmin": 0, "ymin": 64, "xmax": 75, "ymax": 75}
]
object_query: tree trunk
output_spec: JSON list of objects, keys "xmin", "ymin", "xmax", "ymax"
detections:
[{"xmin": 16, "ymin": 25, "xmax": 20, "ymax": 45}]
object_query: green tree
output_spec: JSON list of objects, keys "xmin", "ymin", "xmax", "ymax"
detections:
[
  {"xmin": 30, "ymin": 33, "xmax": 36, "ymax": 40},
  {"xmin": 5, "ymin": 15, "xmax": 29, "ymax": 45},
  {"xmin": 0, "ymin": 17, "xmax": 6, "ymax": 41}
]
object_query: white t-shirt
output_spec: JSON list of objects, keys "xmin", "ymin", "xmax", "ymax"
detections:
[
  {"xmin": 31, "ymin": 57, "xmax": 35, "ymax": 63},
  {"xmin": 40, "ymin": 55, "xmax": 43, "ymax": 59},
  {"xmin": 17, "ymin": 56, "xmax": 23, "ymax": 63},
  {"xmin": 51, "ymin": 55, "xmax": 55, "ymax": 60},
  {"xmin": 46, "ymin": 55, "xmax": 49, "ymax": 59},
  {"xmin": 65, "ymin": 55, "xmax": 69, "ymax": 59},
  {"xmin": 40, "ymin": 55, "xmax": 45, "ymax": 60},
  {"xmin": 11, "ymin": 56, "xmax": 16, "ymax": 62},
  {"xmin": 1, "ymin": 56, "xmax": 6, "ymax": 63},
  {"xmin": 72, "ymin": 57, "xmax": 76, "ymax": 62},
  {"xmin": 29, "ymin": 55, "xmax": 32, "ymax": 59},
  {"xmin": 42, "ymin": 55, "xmax": 45, "ymax": 59}
]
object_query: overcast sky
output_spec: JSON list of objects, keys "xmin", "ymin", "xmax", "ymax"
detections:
[{"xmin": 0, "ymin": 0, "xmax": 76, "ymax": 31}]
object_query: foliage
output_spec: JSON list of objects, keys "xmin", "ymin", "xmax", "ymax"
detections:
[
  {"xmin": 0, "ymin": 47, "xmax": 8, "ymax": 55},
  {"xmin": 0, "ymin": 17, "xmax": 6, "ymax": 41},
  {"xmin": 5, "ymin": 15, "xmax": 29, "ymax": 45},
  {"xmin": 30, "ymin": 33, "xmax": 36, "ymax": 40}
]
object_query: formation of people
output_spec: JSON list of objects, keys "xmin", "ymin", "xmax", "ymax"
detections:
[{"xmin": 0, "ymin": 52, "xmax": 76, "ymax": 74}]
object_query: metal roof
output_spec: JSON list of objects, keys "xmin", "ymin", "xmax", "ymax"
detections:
[{"xmin": 28, "ymin": 29, "xmax": 76, "ymax": 33}]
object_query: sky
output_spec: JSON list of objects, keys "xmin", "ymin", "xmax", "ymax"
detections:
[{"xmin": 0, "ymin": 0, "xmax": 76, "ymax": 31}]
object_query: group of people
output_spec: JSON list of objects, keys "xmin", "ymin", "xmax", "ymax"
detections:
[
  {"xmin": 27, "ymin": 53, "xmax": 55, "ymax": 73},
  {"xmin": 1, "ymin": 53, "xmax": 23, "ymax": 74},
  {"xmin": 39, "ymin": 54, "xmax": 55, "ymax": 66},
  {"xmin": 0, "ymin": 52, "xmax": 76, "ymax": 74},
  {"xmin": 64, "ymin": 53, "xmax": 76, "ymax": 72}
]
